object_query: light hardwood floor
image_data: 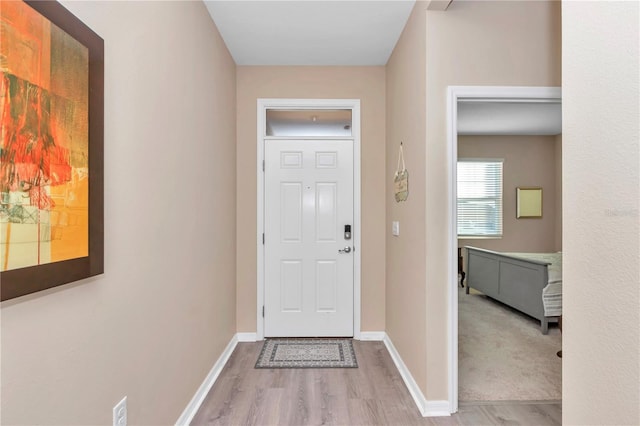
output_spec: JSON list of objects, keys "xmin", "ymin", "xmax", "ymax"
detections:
[{"xmin": 192, "ymin": 340, "xmax": 561, "ymax": 425}]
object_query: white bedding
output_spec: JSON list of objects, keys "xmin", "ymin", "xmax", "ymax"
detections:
[{"xmin": 508, "ymin": 252, "xmax": 563, "ymax": 317}]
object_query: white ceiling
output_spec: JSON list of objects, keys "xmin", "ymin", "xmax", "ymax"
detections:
[
  {"xmin": 203, "ymin": 2, "xmax": 562, "ymax": 135},
  {"xmin": 203, "ymin": 1, "xmax": 416, "ymax": 66},
  {"xmin": 457, "ymin": 101, "xmax": 562, "ymax": 136}
]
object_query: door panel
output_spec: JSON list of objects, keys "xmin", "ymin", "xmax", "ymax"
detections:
[
  {"xmin": 316, "ymin": 183, "xmax": 337, "ymax": 242},
  {"xmin": 316, "ymin": 260, "xmax": 337, "ymax": 312},
  {"xmin": 280, "ymin": 183, "xmax": 302, "ymax": 242},
  {"xmin": 265, "ymin": 139, "xmax": 354, "ymax": 337},
  {"xmin": 280, "ymin": 260, "xmax": 303, "ymax": 312}
]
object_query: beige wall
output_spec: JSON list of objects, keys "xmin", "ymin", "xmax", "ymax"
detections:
[
  {"xmin": 562, "ymin": 1, "xmax": 639, "ymax": 424},
  {"xmin": 0, "ymin": 2, "xmax": 237, "ymax": 424},
  {"xmin": 236, "ymin": 66, "xmax": 386, "ymax": 333},
  {"xmin": 424, "ymin": 0, "xmax": 561, "ymax": 399},
  {"xmin": 385, "ymin": 1, "xmax": 561, "ymax": 400},
  {"xmin": 458, "ymin": 135, "xmax": 560, "ymax": 257},
  {"xmin": 385, "ymin": 1, "xmax": 428, "ymax": 395}
]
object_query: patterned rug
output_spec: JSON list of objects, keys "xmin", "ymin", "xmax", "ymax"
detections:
[{"xmin": 255, "ymin": 338, "xmax": 358, "ymax": 369}]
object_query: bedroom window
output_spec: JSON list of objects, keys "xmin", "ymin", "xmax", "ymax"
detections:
[{"xmin": 457, "ymin": 159, "xmax": 503, "ymax": 238}]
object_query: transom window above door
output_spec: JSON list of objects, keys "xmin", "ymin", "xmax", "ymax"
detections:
[{"xmin": 266, "ymin": 109, "xmax": 352, "ymax": 137}]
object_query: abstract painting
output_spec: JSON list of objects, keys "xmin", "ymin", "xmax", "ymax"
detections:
[{"xmin": 0, "ymin": 1, "xmax": 103, "ymax": 301}]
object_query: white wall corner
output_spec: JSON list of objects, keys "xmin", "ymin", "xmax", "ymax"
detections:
[
  {"xmin": 175, "ymin": 334, "xmax": 239, "ymax": 425},
  {"xmin": 383, "ymin": 334, "xmax": 451, "ymax": 417},
  {"xmin": 357, "ymin": 331, "xmax": 386, "ymax": 341},
  {"xmin": 236, "ymin": 332, "xmax": 258, "ymax": 342}
]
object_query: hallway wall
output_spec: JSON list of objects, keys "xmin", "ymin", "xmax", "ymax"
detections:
[
  {"xmin": 235, "ymin": 66, "xmax": 387, "ymax": 333},
  {"xmin": 0, "ymin": 2, "xmax": 237, "ymax": 424},
  {"xmin": 385, "ymin": 0, "xmax": 429, "ymax": 398},
  {"xmin": 384, "ymin": 0, "xmax": 561, "ymax": 401},
  {"xmin": 562, "ymin": 1, "xmax": 639, "ymax": 424},
  {"xmin": 423, "ymin": 0, "xmax": 561, "ymax": 400}
]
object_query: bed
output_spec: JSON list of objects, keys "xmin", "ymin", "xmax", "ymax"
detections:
[{"xmin": 464, "ymin": 246, "xmax": 562, "ymax": 334}]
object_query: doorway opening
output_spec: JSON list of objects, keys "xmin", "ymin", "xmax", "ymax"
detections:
[
  {"xmin": 257, "ymin": 99, "xmax": 362, "ymax": 340},
  {"xmin": 446, "ymin": 86, "xmax": 562, "ymax": 412}
]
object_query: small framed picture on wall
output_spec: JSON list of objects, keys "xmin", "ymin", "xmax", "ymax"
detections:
[{"xmin": 516, "ymin": 187, "xmax": 543, "ymax": 218}]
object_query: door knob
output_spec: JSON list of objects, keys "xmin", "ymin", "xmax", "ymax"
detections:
[{"xmin": 339, "ymin": 246, "xmax": 352, "ymax": 254}]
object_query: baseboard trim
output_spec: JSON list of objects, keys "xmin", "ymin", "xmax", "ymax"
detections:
[
  {"xmin": 236, "ymin": 332, "xmax": 258, "ymax": 342},
  {"xmin": 382, "ymin": 334, "xmax": 428, "ymax": 416},
  {"xmin": 175, "ymin": 334, "xmax": 238, "ymax": 425},
  {"xmin": 382, "ymin": 334, "xmax": 451, "ymax": 417},
  {"xmin": 459, "ymin": 399, "xmax": 562, "ymax": 406},
  {"xmin": 357, "ymin": 331, "xmax": 385, "ymax": 341},
  {"xmin": 425, "ymin": 400, "xmax": 451, "ymax": 417}
]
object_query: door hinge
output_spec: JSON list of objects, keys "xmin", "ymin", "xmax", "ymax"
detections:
[
  {"xmin": 262, "ymin": 306, "xmax": 265, "ymax": 318},
  {"xmin": 262, "ymin": 160, "xmax": 265, "ymax": 172},
  {"xmin": 262, "ymin": 233, "xmax": 265, "ymax": 244}
]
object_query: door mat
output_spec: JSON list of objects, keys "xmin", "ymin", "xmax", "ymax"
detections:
[{"xmin": 255, "ymin": 338, "xmax": 358, "ymax": 369}]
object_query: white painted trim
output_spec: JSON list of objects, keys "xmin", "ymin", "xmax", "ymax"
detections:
[
  {"xmin": 175, "ymin": 334, "xmax": 239, "ymax": 425},
  {"xmin": 446, "ymin": 86, "xmax": 562, "ymax": 415},
  {"xmin": 263, "ymin": 136, "xmax": 352, "ymax": 141},
  {"xmin": 382, "ymin": 334, "xmax": 428, "ymax": 417},
  {"xmin": 257, "ymin": 101, "xmax": 266, "ymax": 341},
  {"xmin": 383, "ymin": 333, "xmax": 451, "ymax": 417},
  {"xmin": 256, "ymin": 98, "xmax": 362, "ymax": 340},
  {"xmin": 425, "ymin": 400, "xmax": 451, "ymax": 417},
  {"xmin": 352, "ymin": 102, "xmax": 362, "ymax": 340},
  {"xmin": 236, "ymin": 332, "xmax": 258, "ymax": 342},
  {"xmin": 446, "ymin": 86, "xmax": 459, "ymax": 416},
  {"xmin": 357, "ymin": 331, "xmax": 385, "ymax": 341}
]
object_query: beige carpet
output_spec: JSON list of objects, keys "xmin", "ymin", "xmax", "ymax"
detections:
[{"xmin": 459, "ymin": 287, "xmax": 562, "ymax": 401}]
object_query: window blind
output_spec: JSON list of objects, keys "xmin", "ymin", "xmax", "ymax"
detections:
[{"xmin": 457, "ymin": 160, "xmax": 503, "ymax": 237}]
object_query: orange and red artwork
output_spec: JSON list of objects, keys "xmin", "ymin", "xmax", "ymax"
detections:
[{"xmin": 1, "ymin": 1, "xmax": 89, "ymax": 272}]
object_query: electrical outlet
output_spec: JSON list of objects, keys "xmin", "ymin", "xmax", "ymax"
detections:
[{"xmin": 113, "ymin": 396, "xmax": 127, "ymax": 426}]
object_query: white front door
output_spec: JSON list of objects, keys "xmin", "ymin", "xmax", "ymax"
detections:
[{"xmin": 264, "ymin": 139, "xmax": 354, "ymax": 337}]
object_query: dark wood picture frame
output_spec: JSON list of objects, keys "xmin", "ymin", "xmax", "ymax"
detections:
[{"xmin": 1, "ymin": 1, "xmax": 104, "ymax": 302}]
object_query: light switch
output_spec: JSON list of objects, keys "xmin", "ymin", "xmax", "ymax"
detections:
[{"xmin": 392, "ymin": 221, "xmax": 400, "ymax": 236}]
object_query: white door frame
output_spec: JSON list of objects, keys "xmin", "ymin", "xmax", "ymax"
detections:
[
  {"xmin": 446, "ymin": 86, "xmax": 562, "ymax": 413},
  {"xmin": 257, "ymin": 98, "xmax": 362, "ymax": 341}
]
